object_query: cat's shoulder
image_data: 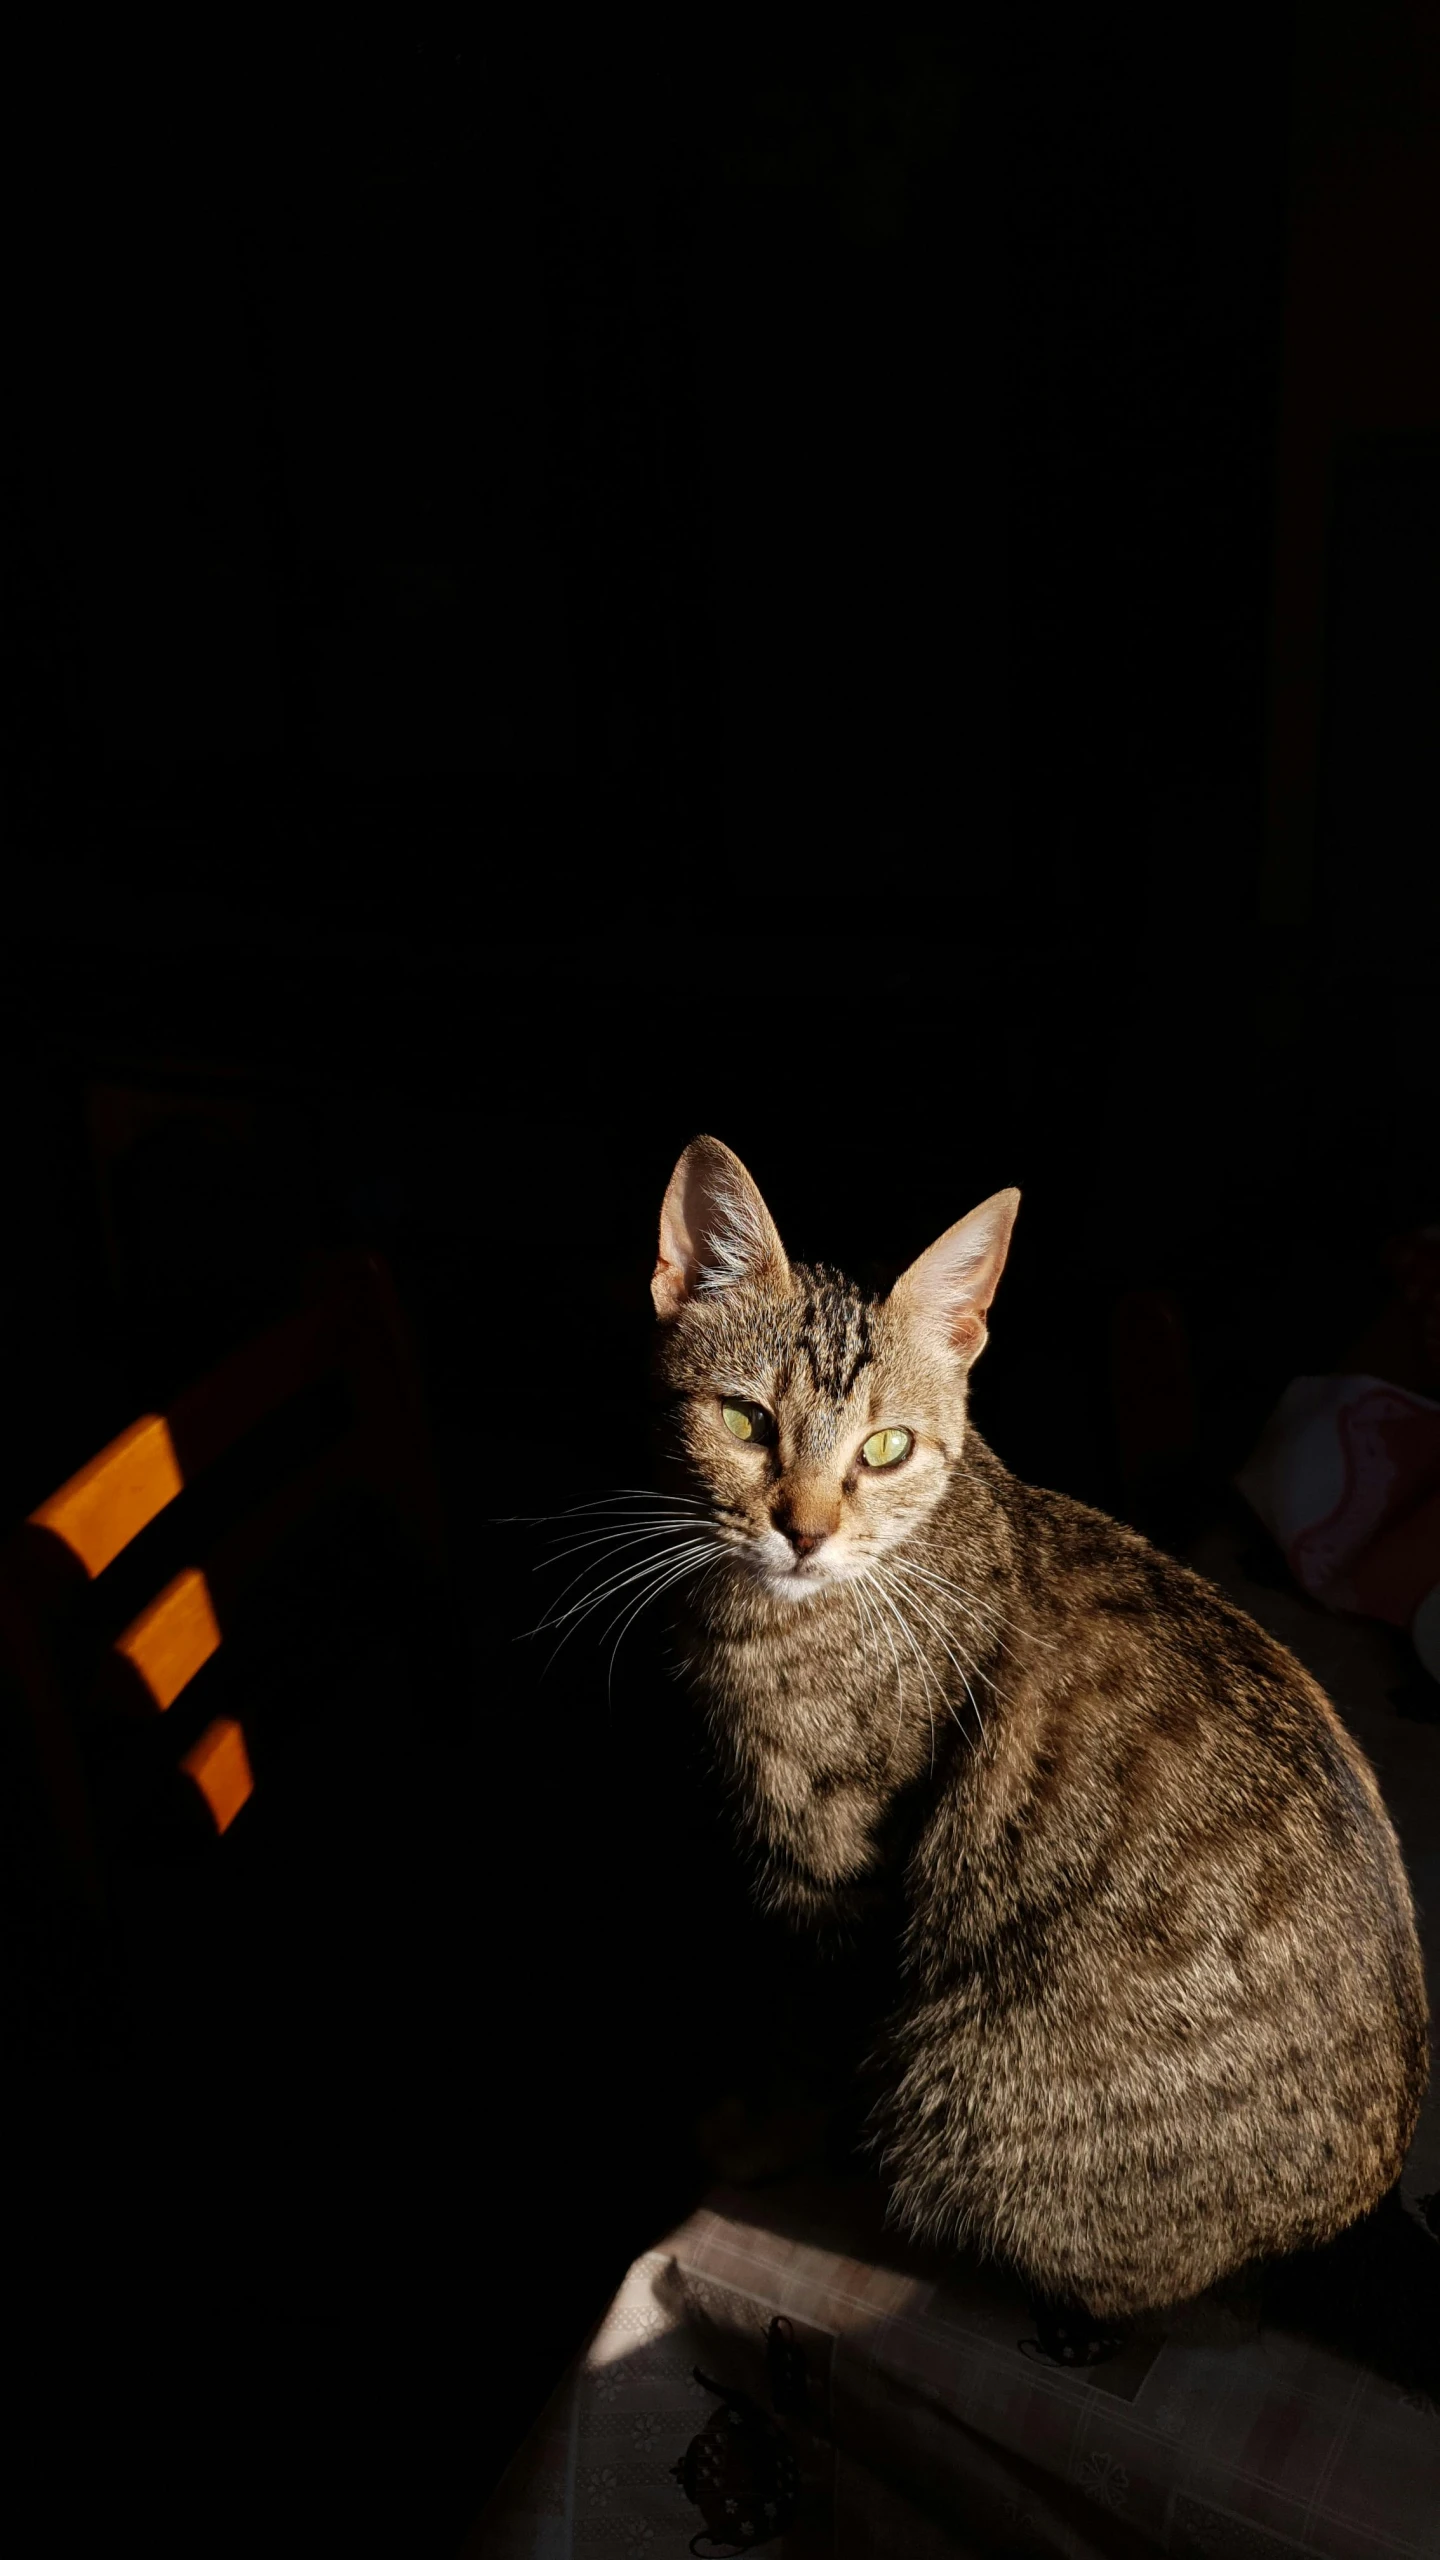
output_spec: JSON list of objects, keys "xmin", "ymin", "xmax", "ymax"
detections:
[{"xmin": 977, "ymin": 1444, "xmax": 1307, "ymax": 1677}]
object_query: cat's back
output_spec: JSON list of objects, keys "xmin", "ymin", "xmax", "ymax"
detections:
[
  {"xmin": 922, "ymin": 1441, "xmax": 1425, "ymax": 2052},
  {"xmin": 891, "ymin": 1451, "xmax": 1429, "ymax": 2306},
  {"xmin": 964, "ymin": 1441, "xmax": 1404, "ymax": 1856}
]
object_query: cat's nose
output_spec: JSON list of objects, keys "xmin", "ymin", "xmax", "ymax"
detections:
[{"xmin": 773, "ymin": 1492, "xmax": 838, "ymax": 1556}]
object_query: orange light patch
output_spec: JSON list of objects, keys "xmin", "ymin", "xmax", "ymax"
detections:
[
  {"xmin": 30, "ymin": 1413, "xmax": 184, "ymax": 1577},
  {"xmin": 115, "ymin": 1568, "xmax": 222, "ymax": 1711},
  {"xmin": 181, "ymin": 1717, "xmax": 254, "ymax": 1833}
]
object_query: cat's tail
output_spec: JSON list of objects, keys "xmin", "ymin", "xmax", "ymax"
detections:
[{"xmin": 1260, "ymin": 2182, "xmax": 1440, "ymax": 2399}]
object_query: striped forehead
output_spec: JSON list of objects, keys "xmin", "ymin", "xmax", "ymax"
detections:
[{"xmin": 774, "ymin": 1266, "xmax": 878, "ymax": 1446}]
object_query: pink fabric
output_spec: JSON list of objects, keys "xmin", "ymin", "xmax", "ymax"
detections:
[{"xmin": 1237, "ymin": 1376, "xmax": 1440, "ymax": 1626}]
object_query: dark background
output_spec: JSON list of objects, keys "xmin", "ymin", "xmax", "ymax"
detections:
[{"xmin": 3, "ymin": 9, "xmax": 1439, "ymax": 2548}]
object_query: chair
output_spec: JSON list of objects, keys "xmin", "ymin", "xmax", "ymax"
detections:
[
  {"xmin": 0, "ymin": 1245, "xmax": 451, "ymax": 2054},
  {"xmin": 0, "ymin": 1244, "xmax": 508, "ymax": 2546}
]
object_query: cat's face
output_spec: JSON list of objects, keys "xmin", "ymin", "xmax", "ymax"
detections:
[
  {"xmin": 658, "ymin": 1266, "xmax": 970, "ymax": 1598},
  {"xmin": 652, "ymin": 1139, "xmax": 1019, "ymax": 1603}
]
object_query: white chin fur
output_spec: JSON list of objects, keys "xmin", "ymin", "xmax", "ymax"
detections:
[
  {"xmin": 742, "ymin": 1534, "xmax": 848, "ymax": 1598},
  {"xmin": 758, "ymin": 1557, "xmax": 846, "ymax": 1599}
]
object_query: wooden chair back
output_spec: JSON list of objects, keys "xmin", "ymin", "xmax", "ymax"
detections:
[{"xmin": 0, "ymin": 1249, "xmax": 448, "ymax": 2012}]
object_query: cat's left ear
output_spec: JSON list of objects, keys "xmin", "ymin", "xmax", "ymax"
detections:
[{"xmin": 890, "ymin": 1189, "xmax": 1020, "ymax": 1364}]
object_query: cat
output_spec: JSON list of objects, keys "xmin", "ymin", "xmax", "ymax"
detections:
[{"xmin": 639, "ymin": 1134, "xmax": 1430, "ymax": 2337}]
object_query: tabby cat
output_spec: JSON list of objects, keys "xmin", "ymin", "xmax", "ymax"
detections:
[{"xmin": 640, "ymin": 1135, "xmax": 1428, "ymax": 2328}]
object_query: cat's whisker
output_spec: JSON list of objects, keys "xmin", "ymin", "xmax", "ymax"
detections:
[
  {"xmin": 535, "ymin": 1505, "xmax": 702, "ymax": 1525},
  {"xmin": 525, "ymin": 1526, "xmax": 710, "ymax": 1620},
  {"xmin": 856, "ymin": 1571, "xmax": 907, "ymax": 1781},
  {"xmin": 536, "ymin": 1540, "xmax": 718, "ymax": 1636},
  {"xmin": 849, "ymin": 1573, "xmax": 885, "ymax": 1676},
  {"xmin": 496, "ymin": 1489, "xmax": 709, "ymax": 1525},
  {"xmin": 535, "ymin": 1505, "xmax": 707, "ymax": 1525},
  {"xmin": 552, "ymin": 1500, "xmax": 709, "ymax": 1524},
  {"xmin": 899, "ymin": 1559, "xmax": 1062, "ymax": 1652},
  {"xmin": 526, "ymin": 1536, "xmax": 718, "ymax": 1641},
  {"xmin": 893, "ymin": 1555, "xmax": 1013, "ymax": 1613},
  {"xmin": 866, "ymin": 1571, "xmax": 944, "ymax": 1778},
  {"xmin": 884, "ymin": 1564, "xmax": 990, "ymax": 1748},
  {"xmin": 537, "ymin": 1534, "xmax": 701, "ymax": 1567},
  {"xmin": 900, "ymin": 1565, "xmax": 1028, "ymax": 1646},
  {"xmin": 885, "ymin": 1565, "xmax": 1001, "ymax": 1706},
  {"xmin": 896, "ymin": 1575, "xmax": 1040, "ymax": 1676},
  {"xmin": 879, "ymin": 1556, "xmax": 1000, "ymax": 1654},
  {"xmin": 881, "ymin": 1576, "xmax": 978, "ymax": 1761},
  {"xmin": 593, "ymin": 1539, "xmax": 719, "ymax": 1631},
  {"xmin": 534, "ymin": 1541, "xmax": 720, "ymax": 1680},
  {"xmin": 856, "ymin": 1568, "xmax": 904, "ymax": 1704},
  {"xmin": 603, "ymin": 1550, "xmax": 725, "ymax": 1702},
  {"xmin": 848, "ymin": 1574, "xmax": 890, "ymax": 1705},
  {"xmin": 535, "ymin": 1521, "xmax": 717, "ymax": 1570}
]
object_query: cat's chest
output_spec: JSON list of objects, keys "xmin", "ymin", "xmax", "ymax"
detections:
[
  {"xmin": 747, "ymin": 1728, "xmax": 877, "ymax": 1839},
  {"xmin": 696, "ymin": 1644, "xmax": 901, "ymax": 1893}
]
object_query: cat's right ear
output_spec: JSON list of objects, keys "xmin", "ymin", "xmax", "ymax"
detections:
[{"xmin": 652, "ymin": 1137, "xmax": 790, "ymax": 1320}]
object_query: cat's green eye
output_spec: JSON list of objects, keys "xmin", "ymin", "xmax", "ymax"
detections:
[
  {"xmin": 721, "ymin": 1399, "xmax": 772, "ymax": 1445},
  {"xmin": 861, "ymin": 1427, "xmax": 913, "ymax": 1469}
]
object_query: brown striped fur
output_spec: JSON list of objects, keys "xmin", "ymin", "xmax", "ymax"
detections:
[{"xmin": 649, "ymin": 1137, "xmax": 1429, "ymax": 2317}]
